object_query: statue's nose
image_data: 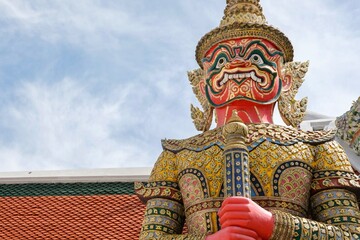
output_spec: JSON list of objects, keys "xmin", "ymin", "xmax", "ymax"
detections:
[{"xmin": 225, "ymin": 59, "xmax": 251, "ymax": 69}]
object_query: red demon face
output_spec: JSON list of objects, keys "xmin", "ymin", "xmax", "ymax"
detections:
[{"xmin": 202, "ymin": 38, "xmax": 284, "ymax": 108}]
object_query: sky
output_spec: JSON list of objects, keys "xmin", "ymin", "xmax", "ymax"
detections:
[{"xmin": 0, "ymin": 0, "xmax": 359, "ymax": 172}]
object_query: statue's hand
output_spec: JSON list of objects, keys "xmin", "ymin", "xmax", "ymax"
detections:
[
  {"xmin": 218, "ymin": 197, "xmax": 274, "ymax": 240},
  {"xmin": 205, "ymin": 226, "xmax": 261, "ymax": 240}
]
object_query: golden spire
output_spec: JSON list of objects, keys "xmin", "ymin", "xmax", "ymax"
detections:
[
  {"xmin": 196, "ymin": 0, "xmax": 293, "ymax": 67},
  {"xmin": 221, "ymin": 0, "xmax": 266, "ymax": 26}
]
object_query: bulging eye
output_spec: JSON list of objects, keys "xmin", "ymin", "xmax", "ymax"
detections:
[
  {"xmin": 249, "ymin": 54, "xmax": 264, "ymax": 65},
  {"xmin": 216, "ymin": 57, "xmax": 227, "ymax": 69}
]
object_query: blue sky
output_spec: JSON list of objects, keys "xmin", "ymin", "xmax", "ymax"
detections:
[{"xmin": 0, "ymin": 0, "xmax": 359, "ymax": 172}]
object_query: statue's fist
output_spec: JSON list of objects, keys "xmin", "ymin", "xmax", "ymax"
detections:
[
  {"xmin": 205, "ymin": 226, "xmax": 261, "ymax": 240},
  {"xmin": 218, "ymin": 197, "xmax": 274, "ymax": 240}
]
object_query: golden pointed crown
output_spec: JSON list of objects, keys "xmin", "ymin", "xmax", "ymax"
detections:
[{"xmin": 196, "ymin": 0, "xmax": 294, "ymax": 67}]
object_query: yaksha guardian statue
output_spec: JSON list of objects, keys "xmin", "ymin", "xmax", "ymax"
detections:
[{"xmin": 136, "ymin": 0, "xmax": 360, "ymax": 239}]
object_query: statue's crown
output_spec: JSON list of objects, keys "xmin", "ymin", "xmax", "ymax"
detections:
[
  {"xmin": 196, "ymin": 0, "xmax": 294, "ymax": 67},
  {"xmin": 221, "ymin": 0, "xmax": 266, "ymax": 26}
]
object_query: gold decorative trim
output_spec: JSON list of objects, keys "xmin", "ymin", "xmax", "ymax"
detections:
[
  {"xmin": 278, "ymin": 61, "xmax": 309, "ymax": 127},
  {"xmin": 185, "ymin": 198, "xmax": 223, "ymax": 217},
  {"xmin": 196, "ymin": 23, "xmax": 294, "ymax": 67},
  {"xmin": 135, "ymin": 181, "xmax": 183, "ymax": 203},
  {"xmin": 253, "ymin": 197, "xmax": 308, "ymax": 217},
  {"xmin": 162, "ymin": 123, "xmax": 336, "ymax": 152},
  {"xmin": 269, "ymin": 210, "xmax": 295, "ymax": 240},
  {"xmin": 188, "ymin": 69, "xmax": 213, "ymax": 132}
]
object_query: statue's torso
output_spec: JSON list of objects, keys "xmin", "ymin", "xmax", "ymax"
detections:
[
  {"xmin": 149, "ymin": 124, "xmax": 350, "ymax": 235},
  {"xmin": 173, "ymin": 142, "xmax": 314, "ymax": 234}
]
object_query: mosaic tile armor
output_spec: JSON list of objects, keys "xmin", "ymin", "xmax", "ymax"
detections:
[
  {"xmin": 136, "ymin": 125, "xmax": 360, "ymax": 239},
  {"xmin": 336, "ymin": 97, "xmax": 360, "ymax": 155}
]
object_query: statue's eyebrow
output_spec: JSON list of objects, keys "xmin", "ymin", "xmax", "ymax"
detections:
[
  {"xmin": 239, "ymin": 40, "xmax": 284, "ymax": 58},
  {"xmin": 203, "ymin": 44, "xmax": 235, "ymax": 64}
]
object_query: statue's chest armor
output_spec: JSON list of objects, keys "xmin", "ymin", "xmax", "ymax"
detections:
[{"xmin": 175, "ymin": 141, "xmax": 313, "ymax": 234}]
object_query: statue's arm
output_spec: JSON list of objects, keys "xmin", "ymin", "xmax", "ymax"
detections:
[
  {"xmin": 270, "ymin": 140, "xmax": 360, "ymax": 239},
  {"xmin": 136, "ymin": 150, "xmax": 208, "ymax": 239},
  {"xmin": 270, "ymin": 188, "xmax": 360, "ymax": 239},
  {"xmin": 138, "ymin": 196, "xmax": 208, "ymax": 240}
]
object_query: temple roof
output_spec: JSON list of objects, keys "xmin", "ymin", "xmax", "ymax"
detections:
[
  {"xmin": 0, "ymin": 144, "xmax": 359, "ymax": 239},
  {"xmin": 303, "ymin": 110, "xmax": 333, "ymax": 121},
  {"xmin": 0, "ymin": 169, "xmax": 151, "ymax": 240},
  {"xmin": 0, "ymin": 167, "xmax": 150, "ymax": 184}
]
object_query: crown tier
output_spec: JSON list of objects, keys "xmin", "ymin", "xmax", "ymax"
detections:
[{"xmin": 196, "ymin": 0, "xmax": 293, "ymax": 67}]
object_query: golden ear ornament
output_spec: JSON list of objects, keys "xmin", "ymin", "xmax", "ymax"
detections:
[
  {"xmin": 188, "ymin": 68, "xmax": 213, "ymax": 132},
  {"xmin": 278, "ymin": 61, "xmax": 309, "ymax": 128}
]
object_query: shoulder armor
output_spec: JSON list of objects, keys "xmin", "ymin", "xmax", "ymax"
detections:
[
  {"xmin": 162, "ymin": 123, "xmax": 336, "ymax": 153},
  {"xmin": 134, "ymin": 181, "xmax": 182, "ymax": 204}
]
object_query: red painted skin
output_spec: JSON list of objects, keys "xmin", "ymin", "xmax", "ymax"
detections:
[
  {"xmin": 205, "ymin": 226, "xmax": 261, "ymax": 240},
  {"xmin": 202, "ymin": 38, "xmax": 287, "ymax": 240},
  {"xmin": 215, "ymin": 102, "xmax": 275, "ymax": 126}
]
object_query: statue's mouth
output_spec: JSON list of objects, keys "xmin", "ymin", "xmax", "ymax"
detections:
[
  {"xmin": 205, "ymin": 66, "xmax": 280, "ymax": 107},
  {"xmin": 215, "ymin": 69, "xmax": 265, "ymax": 89},
  {"xmin": 218, "ymin": 71, "xmax": 264, "ymax": 86}
]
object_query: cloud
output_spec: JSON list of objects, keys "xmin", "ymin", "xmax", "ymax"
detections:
[
  {"xmin": 0, "ymin": 78, "xmax": 157, "ymax": 171},
  {"xmin": 0, "ymin": 0, "xmax": 156, "ymax": 52},
  {"xmin": 0, "ymin": 0, "xmax": 203, "ymax": 171},
  {"xmin": 0, "ymin": 68, "xmax": 197, "ymax": 172},
  {"xmin": 263, "ymin": 0, "xmax": 360, "ymax": 116},
  {"xmin": 0, "ymin": 0, "xmax": 358, "ymax": 172}
]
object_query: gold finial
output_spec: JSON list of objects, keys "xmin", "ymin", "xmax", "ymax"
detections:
[{"xmin": 222, "ymin": 110, "xmax": 249, "ymax": 142}]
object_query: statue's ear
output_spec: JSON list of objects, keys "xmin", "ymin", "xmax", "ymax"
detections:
[
  {"xmin": 281, "ymin": 68, "xmax": 292, "ymax": 92},
  {"xmin": 278, "ymin": 61, "xmax": 309, "ymax": 127},
  {"xmin": 188, "ymin": 68, "xmax": 213, "ymax": 132},
  {"xmin": 199, "ymin": 79, "xmax": 206, "ymax": 96}
]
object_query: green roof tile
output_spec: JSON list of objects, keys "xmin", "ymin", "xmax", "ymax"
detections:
[{"xmin": 0, "ymin": 182, "xmax": 135, "ymax": 197}]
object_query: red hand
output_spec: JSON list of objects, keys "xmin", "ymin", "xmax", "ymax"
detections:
[
  {"xmin": 218, "ymin": 197, "xmax": 274, "ymax": 240},
  {"xmin": 205, "ymin": 226, "xmax": 261, "ymax": 240}
]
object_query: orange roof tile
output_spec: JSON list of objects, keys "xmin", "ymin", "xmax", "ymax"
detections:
[{"xmin": 0, "ymin": 194, "xmax": 145, "ymax": 239}]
